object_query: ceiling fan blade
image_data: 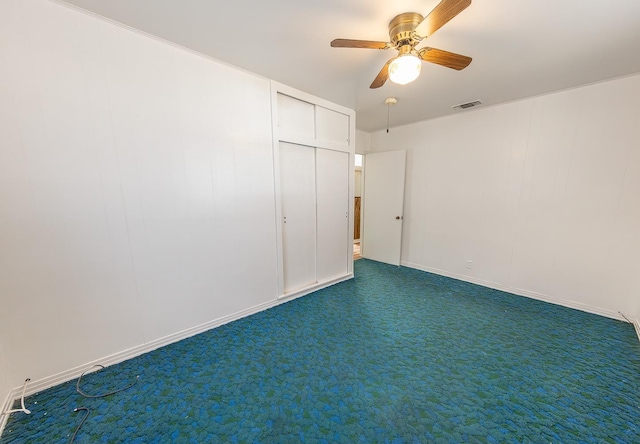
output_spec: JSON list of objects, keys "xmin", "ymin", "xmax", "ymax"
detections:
[
  {"xmin": 331, "ymin": 39, "xmax": 389, "ymax": 49},
  {"xmin": 370, "ymin": 58, "xmax": 395, "ymax": 89},
  {"xmin": 419, "ymin": 47, "xmax": 472, "ymax": 70},
  {"xmin": 414, "ymin": 0, "xmax": 471, "ymax": 38}
]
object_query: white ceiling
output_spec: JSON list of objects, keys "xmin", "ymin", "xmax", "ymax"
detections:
[{"xmin": 59, "ymin": 0, "xmax": 640, "ymax": 132}]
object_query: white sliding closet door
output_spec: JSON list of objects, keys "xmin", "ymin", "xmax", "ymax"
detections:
[
  {"xmin": 316, "ymin": 149, "xmax": 349, "ymax": 282},
  {"xmin": 273, "ymin": 84, "xmax": 355, "ymax": 298},
  {"xmin": 279, "ymin": 142, "xmax": 317, "ymax": 293}
]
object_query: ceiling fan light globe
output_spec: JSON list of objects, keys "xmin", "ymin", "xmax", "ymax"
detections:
[{"xmin": 388, "ymin": 54, "xmax": 422, "ymax": 85}]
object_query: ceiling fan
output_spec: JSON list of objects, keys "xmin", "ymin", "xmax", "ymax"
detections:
[{"xmin": 331, "ymin": 0, "xmax": 472, "ymax": 88}]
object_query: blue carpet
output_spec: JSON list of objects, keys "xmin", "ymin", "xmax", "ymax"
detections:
[{"xmin": 2, "ymin": 259, "xmax": 639, "ymax": 443}]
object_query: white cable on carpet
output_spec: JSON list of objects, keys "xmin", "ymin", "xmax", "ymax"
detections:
[{"xmin": 0, "ymin": 379, "xmax": 31, "ymax": 416}]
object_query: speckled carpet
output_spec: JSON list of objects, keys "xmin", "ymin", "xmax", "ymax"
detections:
[{"xmin": 2, "ymin": 260, "xmax": 639, "ymax": 443}]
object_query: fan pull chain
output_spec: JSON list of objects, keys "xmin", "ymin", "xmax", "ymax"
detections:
[
  {"xmin": 387, "ymin": 103, "xmax": 390, "ymax": 133},
  {"xmin": 384, "ymin": 97, "xmax": 397, "ymax": 133}
]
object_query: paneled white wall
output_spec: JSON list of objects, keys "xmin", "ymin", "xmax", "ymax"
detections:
[
  {"xmin": 0, "ymin": 0, "xmax": 277, "ymax": 390},
  {"xmin": 370, "ymin": 74, "xmax": 640, "ymax": 319}
]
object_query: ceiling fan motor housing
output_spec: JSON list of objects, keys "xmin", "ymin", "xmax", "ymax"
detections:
[{"xmin": 389, "ymin": 12, "xmax": 424, "ymax": 48}]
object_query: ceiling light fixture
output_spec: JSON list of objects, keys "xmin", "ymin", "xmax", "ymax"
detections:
[{"xmin": 388, "ymin": 47, "xmax": 422, "ymax": 85}]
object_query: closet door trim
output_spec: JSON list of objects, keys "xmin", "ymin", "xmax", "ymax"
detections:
[{"xmin": 271, "ymin": 82, "xmax": 356, "ymax": 298}]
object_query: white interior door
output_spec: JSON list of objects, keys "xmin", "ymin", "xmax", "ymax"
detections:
[
  {"xmin": 279, "ymin": 142, "xmax": 317, "ymax": 292},
  {"xmin": 362, "ymin": 150, "xmax": 406, "ymax": 265},
  {"xmin": 316, "ymin": 148, "xmax": 349, "ymax": 282}
]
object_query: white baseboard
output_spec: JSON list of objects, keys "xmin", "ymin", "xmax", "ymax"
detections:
[
  {"xmin": 401, "ymin": 261, "xmax": 626, "ymax": 322},
  {"xmin": 634, "ymin": 318, "xmax": 640, "ymax": 342},
  {"xmin": 0, "ymin": 273, "xmax": 353, "ymax": 437},
  {"xmin": 277, "ymin": 274, "xmax": 353, "ymax": 301}
]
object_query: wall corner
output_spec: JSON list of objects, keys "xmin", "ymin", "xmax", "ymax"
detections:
[{"xmin": 355, "ymin": 129, "xmax": 371, "ymax": 154}]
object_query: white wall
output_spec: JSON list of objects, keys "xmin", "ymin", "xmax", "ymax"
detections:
[
  {"xmin": 0, "ymin": 344, "xmax": 7, "ymax": 409},
  {"xmin": 635, "ymin": 277, "xmax": 640, "ymax": 334},
  {"xmin": 0, "ymin": 0, "xmax": 278, "ymax": 391},
  {"xmin": 355, "ymin": 129, "xmax": 371, "ymax": 154},
  {"xmin": 370, "ymin": 74, "xmax": 640, "ymax": 320}
]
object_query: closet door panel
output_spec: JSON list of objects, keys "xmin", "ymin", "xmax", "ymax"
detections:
[
  {"xmin": 279, "ymin": 142, "xmax": 317, "ymax": 292},
  {"xmin": 316, "ymin": 106, "xmax": 350, "ymax": 146},
  {"xmin": 277, "ymin": 94, "xmax": 314, "ymax": 140},
  {"xmin": 316, "ymin": 148, "xmax": 349, "ymax": 282}
]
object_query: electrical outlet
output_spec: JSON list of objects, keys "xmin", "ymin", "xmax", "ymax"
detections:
[{"xmin": 466, "ymin": 260, "xmax": 472, "ymax": 269}]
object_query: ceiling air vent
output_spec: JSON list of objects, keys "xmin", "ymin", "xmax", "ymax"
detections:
[{"xmin": 452, "ymin": 100, "xmax": 483, "ymax": 111}]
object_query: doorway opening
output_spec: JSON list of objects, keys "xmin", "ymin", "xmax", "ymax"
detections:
[{"xmin": 354, "ymin": 154, "xmax": 363, "ymax": 260}]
